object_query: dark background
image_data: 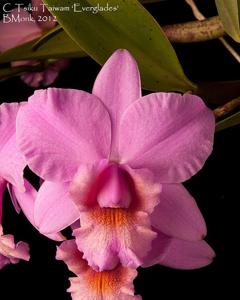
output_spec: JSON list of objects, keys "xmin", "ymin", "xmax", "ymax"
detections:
[{"xmin": 0, "ymin": 0, "xmax": 239, "ymax": 299}]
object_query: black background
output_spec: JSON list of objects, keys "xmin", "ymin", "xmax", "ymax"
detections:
[{"xmin": 0, "ymin": 0, "xmax": 239, "ymax": 299}]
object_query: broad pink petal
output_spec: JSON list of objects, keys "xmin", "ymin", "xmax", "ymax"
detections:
[
  {"xmin": 93, "ymin": 49, "xmax": 141, "ymax": 159},
  {"xmin": 10, "ymin": 180, "xmax": 65, "ymax": 241},
  {"xmin": 0, "ymin": 103, "xmax": 26, "ymax": 191},
  {"xmin": 74, "ymin": 209, "xmax": 156, "ymax": 271},
  {"xmin": 119, "ymin": 93, "xmax": 215, "ymax": 183},
  {"xmin": 17, "ymin": 88, "xmax": 111, "ymax": 181},
  {"xmin": 57, "ymin": 240, "xmax": 141, "ymax": 300},
  {"xmin": 151, "ymin": 184, "xmax": 207, "ymax": 241},
  {"xmin": 0, "ymin": 9, "xmax": 41, "ymax": 52},
  {"xmin": 31, "ymin": 0, "xmax": 57, "ymax": 30},
  {"xmin": 34, "ymin": 181, "xmax": 79, "ymax": 234},
  {"xmin": 143, "ymin": 231, "xmax": 215, "ymax": 269}
]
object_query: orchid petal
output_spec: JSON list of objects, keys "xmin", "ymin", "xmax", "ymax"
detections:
[
  {"xmin": 0, "ymin": 9, "xmax": 41, "ymax": 52},
  {"xmin": 151, "ymin": 184, "xmax": 207, "ymax": 241},
  {"xmin": 0, "ymin": 103, "xmax": 26, "ymax": 191},
  {"xmin": 119, "ymin": 93, "xmax": 215, "ymax": 182},
  {"xmin": 34, "ymin": 181, "xmax": 79, "ymax": 234},
  {"xmin": 93, "ymin": 49, "xmax": 141, "ymax": 159},
  {"xmin": 17, "ymin": 88, "xmax": 111, "ymax": 182},
  {"xmin": 143, "ymin": 231, "xmax": 215, "ymax": 269},
  {"xmin": 10, "ymin": 180, "xmax": 65, "ymax": 241}
]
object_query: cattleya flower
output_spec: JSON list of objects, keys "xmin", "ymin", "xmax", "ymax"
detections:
[
  {"xmin": 17, "ymin": 49, "xmax": 215, "ymax": 272},
  {"xmin": 0, "ymin": 103, "xmax": 29, "ymax": 268},
  {"xmin": 56, "ymin": 240, "xmax": 141, "ymax": 300},
  {"xmin": 0, "ymin": 3, "xmax": 69, "ymax": 88},
  {"xmin": 0, "ymin": 103, "xmax": 64, "ymax": 270}
]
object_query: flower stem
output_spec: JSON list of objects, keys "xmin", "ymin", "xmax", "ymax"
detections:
[
  {"xmin": 162, "ymin": 16, "xmax": 225, "ymax": 43},
  {"xmin": 214, "ymin": 97, "xmax": 240, "ymax": 118}
]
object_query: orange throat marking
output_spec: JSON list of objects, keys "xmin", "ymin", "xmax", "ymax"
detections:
[
  {"xmin": 88, "ymin": 268, "xmax": 123, "ymax": 295},
  {"xmin": 91, "ymin": 208, "xmax": 130, "ymax": 226}
]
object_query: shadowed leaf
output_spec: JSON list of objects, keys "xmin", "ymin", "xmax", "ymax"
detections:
[
  {"xmin": 215, "ymin": 0, "xmax": 240, "ymax": 42},
  {"xmin": 216, "ymin": 111, "xmax": 240, "ymax": 131}
]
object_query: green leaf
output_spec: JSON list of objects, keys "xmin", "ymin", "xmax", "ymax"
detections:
[
  {"xmin": 43, "ymin": 0, "xmax": 196, "ymax": 92},
  {"xmin": 0, "ymin": 29, "xmax": 86, "ymax": 64},
  {"xmin": 216, "ymin": 111, "xmax": 240, "ymax": 131},
  {"xmin": 32, "ymin": 25, "xmax": 63, "ymax": 51},
  {"xmin": 215, "ymin": 0, "xmax": 240, "ymax": 42}
]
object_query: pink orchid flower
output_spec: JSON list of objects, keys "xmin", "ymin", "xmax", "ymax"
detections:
[
  {"xmin": 0, "ymin": 103, "xmax": 63, "ymax": 270},
  {"xmin": 0, "ymin": 103, "xmax": 29, "ymax": 268},
  {"xmin": 56, "ymin": 239, "xmax": 141, "ymax": 300},
  {"xmin": 17, "ymin": 49, "xmax": 215, "ymax": 271},
  {"xmin": 0, "ymin": 6, "xmax": 69, "ymax": 88}
]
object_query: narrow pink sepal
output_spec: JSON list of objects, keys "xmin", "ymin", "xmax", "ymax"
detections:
[
  {"xmin": 10, "ymin": 180, "xmax": 65, "ymax": 241},
  {"xmin": 143, "ymin": 231, "xmax": 215, "ymax": 270},
  {"xmin": 93, "ymin": 49, "xmax": 141, "ymax": 159},
  {"xmin": 34, "ymin": 181, "xmax": 79, "ymax": 234},
  {"xmin": 151, "ymin": 184, "xmax": 207, "ymax": 241}
]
